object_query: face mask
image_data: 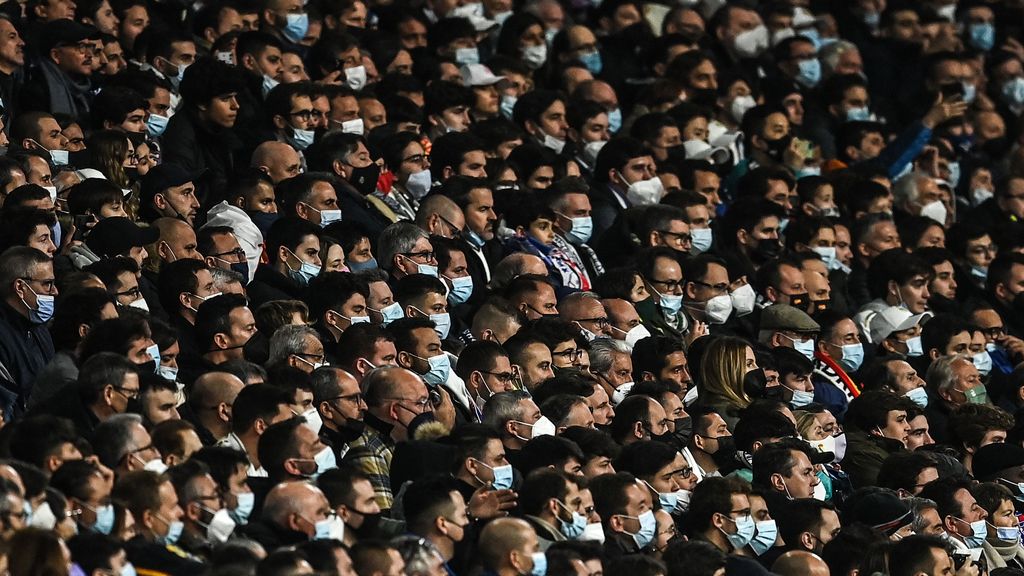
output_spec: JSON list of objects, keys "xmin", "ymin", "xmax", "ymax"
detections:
[
  {"xmin": 729, "ymin": 284, "xmax": 756, "ymax": 316},
  {"xmin": 522, "ymin": 44, "xmax": 548, "ymax": 69},
  {"xmin": 345, "ymin": 65, "xmax": 368, "ymax": 91},
  {"xmin": 905, "ymin": 386, "xmax": 928, "ymax": 408},
  {"xmin": 262, "ymin": 74, "xmax": 280, "ymax": 98},
  {"xmin": 143, "ymin": 457, "xmax": 169, "ymax": 474},
  {"xmin": 731, "ymin": 95, "xmax": 757, "ymax": 123},
  {"xmin": 445, "ymin": 275, "xmax": 474, "ymax": 305},
  {"xmin": 812, "ymin": 476, "xmax": 828, "ymax": 501},
  {"xmin": 972, "ymin": 350, "xmax": 993, "ymax": 377},
  {"xmin": 314, "ymin": 515, "xmax": 346, "ymax": 540},
  {"xmin": 962, "ymin": 385, "xmax": 988, "ymax": 405},
  {"xmin": 542, "ymin": 133, "xmax": 566, "ymax": 154},
  {"xmin": 691, "ymin": 228, "xmax": 713, "ymax": 254},
  {"xmin": 582, "ymin": 140, "xmax": 607, "ymax": 165},
  {"xmin": 500, "ymin": 95, "xmax": 517, "ymax": 119},
  {"xmin": 557, "ymin": 504, "xmax": 588, "ymax": 539},
  {"xmin": 786, "ymin": 385, "xmax": 815, "ymax": 408},
  {"xmin": 340, "ymin": 118, "xmax": 364, "ymax": 135},
  {"xmin": 43, "ymin": 186, "xmax": 58, "ymax": 204},
  {"xmin": 962, "ymin": 82, "xmax": 978, "ymax": 103},
  {"xmin": 722, "ymin": 514, "xmax": 756, "ymax": 550},
  {"xmin": 230, "ymin": 492, "xmax": 256, "ymax": 525},
  {"xmin": 703, "ymin": 294, "xmax": 733, "ymax": 324},
  {"xmin": 22, "ymin": 285, "xmax": 54, "ymax": 324},
  {"xmin": 972, "ymin": 187, "xmax": 994, "ymax": 206},
  {"xmin": 837, "ymin": 343, "xmax": 864, "ymax": 372},
  {"xmin": 530, "ymin": 552, "xmax": 547, "ymax": 576},
  {"xmin": 782, "ymin": 334, "xmax": 816, "ymax": 361},
  {"xmin": 617, "ymin": 324, "xmax": 650, "ymax": 349},
  {"xmin": 579, "ymin": 50, "xmax": 602, "ymax": 75},
  {"xmin": 845, "ymin": 106, "xmax": 872, "ymax": 122},
  {"xmin": 565, "ymin": 216, "xmax": 593, "ymax": 244},
  {"xmin": 905, "ymin": 336, "xmax": 924, "ymax": 357},
  {"xmin": 750, "ymin": 519, "xmax": 777, "ymax": 556},
  {"xmin": 514, "ymin": 416, "xmax": 556, "ymax": 440},
  {"xmin": 960, "ymin": 518, "xmax": 988, "ymax": 548},
  {"xmin": 655, "ymin": 288, "xmax": 683, "ymax": 315},
  {"xmin": 626, "ymin": 510, "xmax": 657, "ymax": 549},
  {"xmin": 89, "ymin": 504, "xmax": 115, "ymax": 534},
  {"xmin": 920, "ymin": 200, "xmax": 947, "ymax": 225},
  {"xmin": 683, "ymin": 385, "xmax": 699, "ymax": 406},
  {"xmin": 203, "ymin": 507, "xmax": 237, "ymax": 543},
  {"xmin": 623, "ymin": 174, "xmax": 664, "ymax": 206},
  {"xmin": 811, "ymin": 246, "xmax": 837, "ymax": 270},
  {"xmin": 291, "ymin": 127, "xmax": 316, "ymax": 150},
  {"xmin": 1003, "ymin": 77, "xmax": 1024, "ymax": 106},
  {"xmin": 146, "ymin": 113, "xmax": 169, "ymax": 137},
  {"xmin": 420, "ymin": 353, "xmax": 451, "ymax": 386},
  {"xmin": 733, "ymin": 24, "xmax": 769, "ymax": 58},
  {"xmin": 995, "ymin": 525, "xmax": 1020, "ymax": 543},
  {"xmin": 287, "ymin": 250, "xmax": 321, "ymax": 285},
  {"xmin": 348, "ymin": 258, "xmax": 379, "ymax": 272},
  {"xmin": 476, "ymin": 461, "xmax": 514, "ymax": 490},
  {"xmin": 376, "ymin": 302, "xmax": 404, "ymax": 325},
  {"xmin": 215, "ymin": 50, "xmax": 235, "ymax": 64},
  {"xmin": 796, "ymin": 58, "xmax": 821, "ymax": 87},
  {"xmin": 493, "ymin": 10, "xmax": 512, "ymax": 24},
  {"xmin": 145, "ymin": 344, "xmax": 162, "ymax": 372},
  {"xmin": 282, "ymin": 12, "xmax": 309, "ymax": 43},
  {"xmin": 863, "ymin": 11, "xmax": 880, "ymax": 28},
  {"xmin": 406, "ymin": 169, "xmax": 433, "ymax": 199},
  {"xmin": 607, "ymin": 108, "xmax": 623, "ymax": 134},
  {"xmin": 157, "ymin": 517, "xmax": 184, "ymax": 545},
  {"xmin": 455, "ymin": 47, "xmax": 480, "ymax": 65},
  {"xmin": 582, "ymin": 522, "xmax": 605, "ymax": 543},
  {"xmin": 430, "ymin": 312, "xmax": 451, "ymax": 339},
  {"xmin": 309, "ymin": 206, "xmax": 342, "ymax": 228},
  {"xmin": 709, "ymin": 435, "xmax": 737, "ymax": 468}
]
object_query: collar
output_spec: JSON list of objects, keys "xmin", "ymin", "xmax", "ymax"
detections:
[{"xmin": 363, "ymin": 411, "xmax": 396, "ymax": 439}]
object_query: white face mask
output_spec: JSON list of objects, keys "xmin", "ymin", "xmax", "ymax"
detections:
[
  {"xmin": 919, "ymin": 200, "xmax": 947, "ymax": 225},
  {"xmin": 703, "ymin": 294, "xmax": 733, "ymax": 324},
  {"xmin": 340, "ymin": 118, "xmax": 365, "ymax": 135},
  {"xmin": 730, "ymin": 284, "xmax": 757, "ymax": 316},
  {"xmin": 732, "ymin": 24, "xmax": 769, "ymax": 58},
  {"xmin": 345, "ymin": 65, "xmax": 368, "ymax": 90},
  {"xmin": 542, "ymin": 133, "xmax": 566, "ymax": 154},
  {"xmin": 623, "ymin": 174, "xmax": 665, "ymax": 206},
  {"xmin": 731, "ymin": 95, "xmax": 757, "ymax": 123},
  {"xmin": 522, "ymin": 44, "xmax": 548, "ymax": 69}
]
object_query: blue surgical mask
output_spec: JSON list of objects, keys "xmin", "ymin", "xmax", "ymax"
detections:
[
  {"xmin": 373, "ymin": 302, "xmax": 404, "ymax": 326},
  {"xmin": 455, "ymin": 47, "xmax": 480, "ymax": 65},
  {"xmin": 963, "ymin": 82, "xmax": 977, "ymax": 103},
  {"xmin": 157, "ymin": 517, "xmax": 184, "ymax": 545},
  {"xmin": 691, "ymin": 228, "xmax": 713, "ymax": 254},
  {"xmin": 579, "ymin": 50, "xmax": 602, "ymax": 75},
  {"xmin": 430, "ymin": 312, "xmax": 451, "ymax": 339},
  {"xmin": 157, "ymin": 364, "xmax": 178, "ymax": 382},
  {"xmin": 786, "ymin": 385, "xmax": 815, "ymax": 408},
  {"xmin": 974, "ymin": 351, "xmax": 993, "ymax": 376},
  {"xmin": 89, "ymin": 504, "xmax": 115, "ymax": 535},
  {"xmin": 845, "ymin": 106, "xmax": 871, "ymax": 122},
  {"xmin": 146, "ymin": 113, "xmax": 169, "ymax": 137},
  {"xmin": 288, "ymin": 259, "xmax": 321, "ymax": 285},
  {"xmin": 783, "ymin": 334, "xmax": 816, "ymax": 361},
  {"xmin": 968, "ymin": 22, "xmax": 995, "ymax": 52},
  {"xmin": 291, "ymin": 128, "xmax": 315, "ymax": 150},
  {"xmin": 905, "ymin": 387, "xmax": 929, "ymax": 408},
  {"xmin": 607, "ymin": 107, "xmax": 623, "ymax": 134},
  {"xmin": 445, "ymin": 275, "xmax": 474, "ymax": 305},
  {"xmin": 1002, "ymin": 77, "xmax": 1024, "ymax": 106},
  {"xmin": 475, "ymin": 460, "xmax": 514, "ymax": 490},
  {"xmin": 750, "ymin": 519, "xmax": 778, "ymax": 556},
  {"xmin": 262, "ymin": 74, "xmax": 280, "ymax": 97},
  {"xmin": 282, "ymin": 12, "xmax": 310, "ymax": 43},
  {"xmin": 557, "ymin": 502, "xmax": 588, "ymax": 540},
  {"xmin": 838, "ymin": 343, "xmax": 864, "ymax": 372},
  {"xmin": 566, "ymin": 216, "xmax": 593, "ymax": 244},
  {"xmin": 722, "ymin": 514, "xmax": 756, "ymax": 550},
  {"xmin": 312, "ymin": 446, "xmax": 338, "ymax": 477},
  {"xmin": 145, "ymin": 344, "xmax": 161, "ymax": 372},
  {"xmin": 22, "ymin": 285, "xmax": 54, "ymax": 324},
  {"xmin": 530, "ymin": 552, "xmax": 547, "ymax": 576},
  {"xmin": 500, "ymin": 95, "xmax": 517, "ymax": 119},
  {"xmin": 625, "ymin": 510, "xmax": 657, "ymax": 549},
  {"xmin": 466, "ymin": 229, "xmax": 486, "ymax": 248},
  {"xmin": 230, "ymin": 492, "xmax": 256, "ymax": 525},
  {"xmin": 796, "ymin": 58, "xmax": 821, "ymax": 87},
  {"xmin": 961, "ymin": 517, "xmax": 988, "ymax": 548},
  {"xmin": 905, "ymin": 336, "xmax": 924, "ymax": 357},
  {"xmin": 348, "ymin": 258, "xmax": 379, "ymax": 272},
  {"xmin": 418, "ymin": 353, "xmax": 451, "ymax": 386}
]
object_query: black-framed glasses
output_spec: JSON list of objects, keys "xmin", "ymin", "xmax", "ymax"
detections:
[
  {"xmin": 114, "ymin": 386, "xmax": 140, "ymax": 400},
  {"xmin": 289, "ymin": 109, "xmax": 318, "ymax": 121},
  {"xmin": 19, "ymin": 276, "xmax": 56, "ymax": 292},
  {"xmin": 552, "ymin": 348, "xmax": 583, "ymax": 361},
  {"xmin": 331, "ymin": 392, "xmax": 363, "ymax": 404},
  {"xmin": 116, "ymin": 286, "xmax": 142, "ymax": 299},
  {"xmin": 648, "ymin": 278, "xmax": 684, "ymax": 290},
  {"xmin": 480, "ymin": 366, "xmax": 522, "ymax": 385},
  {"xmin": 210, "ymin": 247, "xmax": 246, "ymax": 260},
  {"xmin": 576, "ymin": 317, "xmax": 610, "ymax": 329},
  {"xmin": 403, "ymin": 153, "xmax": 429, "ymax": 165},
  {"xmin": 401, "ymin": 251, "xmax": 435, "ymax": 261},
  {"xmin": 691, "ymin": 279, "xmax": 729, "ymax": 294},
  {"xmin": 980, "ymin": 326, "xmax": 1006, "ymax": 339},
  {"xmin": 657, "ymin": 230, "xmax": 692, "ymax": 244}
]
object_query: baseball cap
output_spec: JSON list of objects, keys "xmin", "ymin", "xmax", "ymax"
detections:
[
  {"xmin": 141, "ymin": 164, "xmax": 205, "ymax": 201},
  {"xmin": 460, "ymin": 64, "xmax": 504, "ymax": 87},
  {"xmin": 868, "ymin": 306, "xmax": 932, "ymax": 345},
  {"xmin": 85, "ymin": 217, "xmax": 159, "ymax": 258},
  {"xmin": 760, "ymin": 304, "xmax": 820, "ymax": 333}
]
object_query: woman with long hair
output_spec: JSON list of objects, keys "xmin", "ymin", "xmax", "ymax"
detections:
[{"xmin": 698, "ymin": 336, "xmax": 759, "ymax": 429}]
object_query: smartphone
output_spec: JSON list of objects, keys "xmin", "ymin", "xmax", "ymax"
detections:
[
  {"xmin": 73, "ymin": 214, "xmax": 94, "ymax": 229},
  {"xmin": 940, "ymin": 82, "xmax": 965, "ymax": 100},
  {"xmin": 952, "ymin": 553, "xmax": 969, "ymax": 571}
]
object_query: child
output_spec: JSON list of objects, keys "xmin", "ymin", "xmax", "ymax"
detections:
[{"xmin": 504, "ymin": 193, "xmax": 590, "ymax": 290}]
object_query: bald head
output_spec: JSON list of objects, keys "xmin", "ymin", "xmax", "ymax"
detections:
[
  {"xmin": 490, "ymin": 253, "xmax": 549, "ymax": 292},
  {"xmin": 252, "ymin": 141, "xmax": 302, "ymax": 184},
  {"xmin": 479, "ymin": 518, "xmax": 534, "ymax": 571},
  {"xmin": 263, "ymin": 481, "xmax": 326, "ymax": 529},
  {"xmin": 193, "ymin": 372, "xmax": 246, "ymax": 406},
  {"xmin": 602, "ymin": 298, "xmax": 642, "ymax": 340},
  {"xmin": 416, "ymin": 195, "xmax": 465, "ymax": 238},
  {"xmin": 559, "ymin": 292, "xmax": 603, "ymax": 322},
  {"xmin": 772, "ymin": 551, "xmax": 829, "ymax": 576}
]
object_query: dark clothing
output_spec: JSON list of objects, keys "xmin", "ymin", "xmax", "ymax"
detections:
[
  {"xmin": 160, "ymin": 108, "xmax": 242, "ymax": 202},
  {"xmin": 239, "ymin": 520, "xmax": 310, "ymax": 551},
  {"xmin": 139, "ymin": 269, "xmax": 168, "ymax": 320},
  {"xmin": 842, "ymin": 427, "xmax": 905, "ymax": 488},
  {"xmin": 247, "ymin": 264, "xmax": 305, "ymax": 308},
  {"xmin": 123, "ymin": 536, "xmax": 206, "ymax": 576},
  {"xmin": 590, "ymin": 183, "xmax": 630, "ymax": 242},
  {"xmin": 20, "ymin": 59, "xmax": 91, "ymax": 120},
  {"xmin": 602, "ymin": 531, "xmax": 643, "ymax": 561},
  {"xmin": 924, "ymin": 395, "xmax": 955, "ymax": 444},
  {"xmin": 28, "ymin": 382, "xmax": 100, "ymax": 438},
  {"xmin": 0, "ymin": 301, "xmax": 54, "ymax": 417}
]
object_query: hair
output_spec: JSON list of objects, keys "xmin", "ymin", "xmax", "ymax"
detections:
[
  {"xmin": 948, "ymin": 404, "xmax": 1015, "ymax": 452},
  {"xmin": 889, "ymin": 535, "xmax": 952, "ymax": 576},
  {"xmin": 699, "ymin": 336, "xmax": 751, "ymax": 408},
  {"xmin": 876, "ymin": 452, "xmax": 939, "ymax": 494},
  {"xmin": 92, "ymin": 413, "xmax": 145, "ymax": 469},
  {"xmin": 231, "ymin": 384, "xmax": 291, "ymax": 435},
  {"xmin": 918, "ymin": 476, "xmax": 976, "ymax": 521},
  {"xmin": 191, "ymin": 446, "xmax": 250, "ymax": 489},
  {"xmin": 687, "ymin": 476, "xmax": 751, "ymax": 533}
]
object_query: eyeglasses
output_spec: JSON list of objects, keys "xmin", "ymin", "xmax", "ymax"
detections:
[
  {"xmin": 210, "ymin": 247, "xmax": 246, "ymax": 260},
  {"xmin": 19, "ymin": 277, "xmax": 56, "ymax": 292},
  {"xmin": 294, "ymin": 352, "xmax": 326, "ymax": 364},
  {"xmin": 480, "ymin": 366, "xmax": 522, "ymax": 386},
  {"xmin": 116, "ymin": 287, "xmax": 142, "ymax": 299},
  {"xmin": 114, "ymin": 386, "xmax": 140, "ymax": 400},
  {"xmin": 692, "ymin": 280, "xmax": 729, "ymax": 294},
  {"xmin": 576, "ymin": 317, "xmax": 610, "ymax": 329},
  {"xmin": 331, "ymin": 392, "xmax": 363, "ymax": 404},
  {"xmin": 289, "ymin": 109, "xmax": 322, "ymax": 121},
  {"xmin": 551, "ymin": 348, "xmax": 583, "ymax": 361},
  {"xmin": 403, "ymin": 153, "xmax": 429, "ymax": 166},
  {"xmin": 980, "ymin": 326, "xmax": 1006, "ymax": 339},
  {"xmin": 402, "ymin": 251, "xmax": 435, "ymax": 261},
  {"xmin": 657, "ymin": 230, "xmax": 691, "ymax": 244},
  {"xmin": 648, "ymin": 278, "xmax": 684, "ymax": 291}
]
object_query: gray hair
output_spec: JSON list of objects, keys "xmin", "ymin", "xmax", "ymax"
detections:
[
  {"xmin": 211, "ymin": 267, "xmax": 245, "ymax": 291},
  {"xmin": 926, "ymin": 354, "xmax": 969, "ymax": 393},
  {"xmin": 482, "ymin": 390, "xmax": 532, "ymax": 430},
  {"xmin": 0, "ymin": 477, "xmax": 20, "ymax": 517},
  {"xmin": 0, "ymin": 247, "xmax": 50, "ymax": 294},
  {"xmin": 489, "ymin": 253, "xmax": 540, "ymax": 292},
  {"xmin": 268, "ymin": 324, "xmax": 321, "ymax": 365},
  {"xmin": 588, "ymin": 338, "xmax": 631, "ymax": 374},
  {"xmin": 893, "ymin": 171, "xmax": 931, "ymax": 210},
  {"xmin": 92, "ymin": 413, "xmax": 144, "ymax": 468},
  {"xmin": 906, "ymin": 496, "xmax": 938, "ymax": 534},
  {"xmin": 819, "ymin": 40, "xmax": 859, "ymax": 76},
  {"xmin": 377, "ymin": 223, "xmax": 428, "ymax": 272},
  {"xmin": 310, "ymin": 367, "xmax": 345, "ymax": 403},
  {"xmin": 392, "ymin": 535, "xmax": 445, "ymax": 576}
]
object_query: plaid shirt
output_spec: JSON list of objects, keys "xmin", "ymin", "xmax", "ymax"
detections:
[{"xmin": 346, "ymin": 412, "xmax": 397, "ymax": 510}]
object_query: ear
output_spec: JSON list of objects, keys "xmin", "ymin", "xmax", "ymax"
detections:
[
  {"xmin": 641, "ymin": 371, "xmax": 655, "ymax": 382},
  {"xmin": 45, "ymin": 455, "xmax": 62, "ymax": 473},
  {"xmin": 929, "ymin": 348, "xmax": 940, "ymax": 361},
  {"xmin": 241, "ymin": 53, "xmax": 256, "ymax": 71},
  {"xmin": 844, "ymin": 145, "xmax": 860, "ymax": 161},
  {"xmin": 938, "ymin": 388, "xmax": 954, "ymax": 403},
  {"xmin": 203, "ymin": 27, "xmax": 218, "ymax": 44},
  {"xmin": 213, "ymin": 333, "xmax": 230, "ymax": 351},
  {"xmin": 262, "ymin": 8, "xmax": 276, "ymax": 26},
  {"xmin": 178, "ymin": 291, "xmax": 192, "ymax": 309},
  {"xmin": 685, "ymin": 282, "xmax": 698, "ymax": 300},
  {"xmin": 397, "ymin": 350, "xmax": 414, "ymax": 369},
  {"xmin": 283, "ymin": 458, "xmax": 303, "ymax": 476},
  {"xmin": 272, "ymin": 114, "xmax": 288, "ymax": 131},
  {"xmin": 770, "ymin": 472, "xmax": 786, "ymax": 493},
  {"xmin": 278, "ymin": 246, "xmax": 291, "ymax": 265},
  {"xmin": 504, "ymin": 420, "xmax": 518, "ymax": 437},
  {"xmin": 648, "ymin": 230, "xmax": 660, "ymax": 247},
  {"xmin": 751, "ymin": 440, "xmax": 763, "ymax": 453},
  {"xmin": 153, "ymin": 193, "xmax": 168, "ymax": 210},
  {"xmin": 737, "ymin": 228, "xmax": 750, "ymax": 247},
  {"xmin": 78, "ymin": 323, "xmax": 91, "ymax": 340},
  {"xmin": 942, "ymin": 515, "xmax": 958, "ymax": 534},
  {"xmin": 49, "ymin": 47, "xmax": 61, "ymax": 64},
  {"xmin": 442, "ymin": 166, "xmax": 455, "ymax": 181},
  {"xmin": 254, "ymin": 418, "xmax": 267, "ymax": 435},
  {"xmin": 633, "ymin": 421, "xmax": 644, "ymax": 439},
  {"xmin": 800, "ymin": 531, "xmax": 816, "ymax": 550},
  {"xmin": 102, "ymin": 384, "xmax": 116, "ymax": 407},
  {"xmin": 524, "ymin": 119, "xmax": 540, "ymax": 137}
]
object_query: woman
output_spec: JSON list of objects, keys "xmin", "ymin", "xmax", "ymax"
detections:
[
  {"xmin": 377, "ymin": 131, "xmax": 432, "ymax": 221},
  {"xmin": 87, "ymin": 130, "xmax": 135, "ymax": 191},
  {"xmin": 495, "ymin": 14, "xmax": 548, "ymax": 74},
  {"xmin": 697, "ymin": 336, "xmax": 760, "ymax": 429},
  {"xmin": 324, "ymin": 222, "xmax": 376, "ymax": 271},
  {"xmin": 318, "ymin": 235, "xmax": 349, "ymax": 273},
  {"xmin": 8, "ymin": 528, "xmax": 70, "ymax": 576},
  {"xmin": 974, "ymin": 482, "xmax": 1024, "ymax": 569}
]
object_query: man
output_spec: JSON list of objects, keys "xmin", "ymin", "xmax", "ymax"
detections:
[
  {"xmin": 394, "ymin": 275, "xmax": 451, "ymax": 341},
  {"xmin": 113, "ymin": 470, "xmax": 205, "ymax": 575},
  {"xmin": 141, "ymin": 164, "xmax": 203, "ymax": 225},
  {"xmin": 248, "ymin": 217, "xmax": 322, "ymax": 306},
  {"xmin": 308, "ymin": 272, "xmax": 370, "ymax": 349},
  {"xmin": 334, "ymin": 323, "xmax": 398, "ymax": 383},
  {"xmin": 245, "ymin": 481, "xmax": 339, "ymax": 549},
  {"xmin": 751, "ymin": 438, "xmax": 821, "ymax": 508},
  {"xmin": 926, "ymin": 355, "xmax": 988, "ymax": 444},
  {"xmin": 758, "ymin": 304, "xmax": 819, "ymax": 362},
  {"xmin": 356, "ymin": 270, "xmax": 403, "ymax": 328},
  {"xmin": 377, "ymin": 223, "xmax": 438, "ymax": 283},
  {"xmin": 559, "ymin": 292, "xmax": 611, "ymax": 342},
  {"xmin": 774, "ymin": 499, "xmax": 842, "ymax": 558},
  {"xmin": 681, "ymin": 254, "xmax": 735, "ymax": 329},
  {"xmin": 631, "ymin": 336, "xmax": 691, "ymax": 394},
  {"xmin": 889, "ymin": 536, "xmax": 960, "ymax": 576},
  {"xmin": 482, "ymin": 390, "xmax": 551, "ymax": 454},
  {"xmin": 157, "ymin": 259, "xmax": 219, "ymax": 359},
  {"xmin": 812, "ymin": 310, "xmax": 863, "ymax": 417},
  {"xmin": 546, "ymin": 178, "xmax": 604, "ymax": 282},
  {"xmin": 947, "ymin": 404, "xmax": 1014, "ymax": 475},
  {"xmin": 167, "ymin": 459, "xmax": 235, "ymax": 555},
  {"xmin": 260, "ymin": 0, "xmax": 312, "ymax": 50},
  {"xmin": 504, "ymin": 333, "xmax": 556, "ymax": 391},
  {"xmin": 404, "ymin": 476, "xmax": 470, "ymax": 572},
  {"xmin": 615, "ymin": 437, "xmax": 695, "ymax": 512},
  {"xmin": 440, "ymin": 176, "xmax": 501, "ymax": 300},
  {"xmin": 146, "ymin": 218, "xmax": 203, "ymax": 283},
  {"xmin": 197, "ymin": 226, "xmax": 249, "ymax": 280},
  {"xmin": 348, "ymin": 367, "xmax": 433, "ymax": 510},
  {"xmin": 504, "ymin": 274, "xmax": 558, "ymax": 321},
  {"xmin": 687, "ymin": 477, "xmax": 771, "ymax": 574},
  {"xmin": 478, "ymin": 518, "xmax": 544, "ymax": 576},
  {"xmin": 185, "ymin": 372, "xmax": 245, "ymax": 446},
  {"xmin": 317, "ymin": 466, "xmax": 383, "ymax": 547},
  {"xmin": 279, "ymin": 173, "xmax": 346, "ymax": 229},
  {"xmin": 0, "ymin": 247, "xmax": 56, "ymax": 415},
  {"xmin": 391, "ymin": 317, "xmax": 451, "ymax": 392},
  {"xmin": 718, "ymin": 197, "xmax": 786, "ymax": 279},
  {"xmin": 59, "ymin": 353, "xmax": 140, "ymax": 436},
  {"xmin": 191, "ymin": 295, "xmax": 257, "ymax": 384},
  {"xmin": 21, "ymin": 20, "xmax": 98, "ymax": 119},
  {"xmin": 517, "ymin": 469, "xmax": 583, "ymax": 550},
  {"xmin": 311, "ymin": 367, "xmax": 367, "ymax": 461},
  {"xmin": 266, "ymin": 82, "xmax": 317, "ymax": 152},
  {"xmin": 919, "ymin": 478, "xmax": 993, "ymax": 556},
  {"xmin": 50, "ymin": 459, "xmax": 112, "ymax": 535},
  {"xmin": 252, "ymin": 141, "xmax": 303, "ymax": 184},
  {"xmin": 90, "ymin": 411, "xmax": 163, "ymax": 476},
  {"xmin": 455, "ymin": 341, "xmax": 518, "ymax": 418},
  {"xmin": 987, "ymin": 253, "xmax": 1024, "ymax": 339},
  {"xmin": 0, "ymin": 15, "xmax": 25, "ymax": 121},
  {"xmin": 589, "ymin": 472, "xmax": 654, "ymax": 558},
  {"xmin": 683, "ymin": 407, "xmax": 735, "ymax": 482},
  {"xmin": 603, "ymin": 298, "xmax": 649, "ymax": 349},
  {"xmin": 268, "ymin": 324, "xmax": 326, "ymax": 374},
  {"xmin": 258, "ymin": 417, "xmax": 332, "ymax": 483},
  {"xmin": 637, "ymin": 247, "xmax": 692, "ymax": 342},
  {"xmin": 842, "ymin": 390, "xmax": 911, "ymax": 488},
  {"xmin": 470, "ymin": 298, "xmax": 524, "ymax": 345},
  {"xmin": 216, "ymin": 384, "xmax": 293, "ymax": 477}
]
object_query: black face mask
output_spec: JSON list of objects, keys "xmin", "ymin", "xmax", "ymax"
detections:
[
  {"xmin": 787, "ymin": 292, "xmax": 809, "ymax": 309},
  {"xmin": 125, "ymin": 397, "xmax": 143, "ymax": 415},
  {"xmin": 753, "ymin": 238, "xmax": 781, "ymax": 261},
  {"xmin": 124, "ymin": 166, "xmax": 140, "ymax": 183},
  {"xmin": 668, "ymin": 417, "xmax": 693, "ymax": 450},
  {"xmin": 350, "ymin": 509, "xmax": 382, "ymax": 538},
  {"xmin": 708, "ymin": 435, "xmax": 737, "ymax": 469},
  {"xmin": 136, "ymin": 360, "xmax": 156, "ymax": 374},
  {"xmin": 809, "ymin": 300, "xmax": 829, "ymax": 316},
  {"xmin": 347, "ymin": 163, "xmax": 381, "ymax": 196},
  {"xmin": 761, "ymin": 133, "xmax": 793, "ymax": 163},
  {"xmin": 763, "ymin": 386, "xmax": 784, "ymax": 401},
  {"xmin": 337, "ymin": 418, "xmax": 366, "ymax": 442},
  {"xmin": 742, "ymin": 368, "xmax": 767, "ymax": 398}
]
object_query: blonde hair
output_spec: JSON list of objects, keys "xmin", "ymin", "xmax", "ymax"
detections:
[
  {"xmin": 699, "ymin": 336, "xmax": 752, "ymax": 408},
  {"xmin": 793, "ymin": 410, "xmax": 820, "ymax": 440}
]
